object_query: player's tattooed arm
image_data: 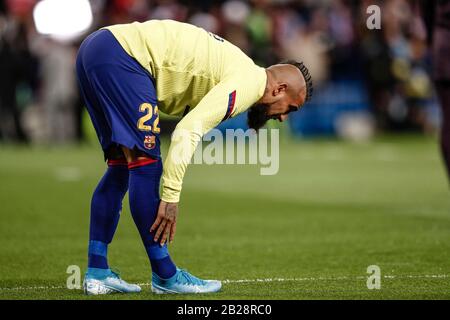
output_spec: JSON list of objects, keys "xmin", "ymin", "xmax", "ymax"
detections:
[{"xmin": 151, "ymin": 200, "xmax": 179, "ymax": 246}]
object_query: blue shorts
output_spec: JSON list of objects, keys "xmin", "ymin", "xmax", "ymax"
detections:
[{"xmin": 76, "ymin": 29, "xmax": 160, "ymax": 159}]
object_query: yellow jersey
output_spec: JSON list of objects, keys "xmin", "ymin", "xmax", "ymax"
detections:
[{"xmin": 105, "ymin": 20, "xmax": 267, "ymax": 202}]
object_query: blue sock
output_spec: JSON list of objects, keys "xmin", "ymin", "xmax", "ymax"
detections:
[
  {"xmin": 87, "ymin": 241, "xmax": 109, "ymax": 271},
  {"xmin": 88, "ymin": 163, "xmax": 129, "ymax": 269},
  {"xmin": 128, "ymin": 160, "xmax": 177, "ymax": 279},
  {"xmin": 86, "ymin": 266, "xmax": 111, "ymax": 279}
]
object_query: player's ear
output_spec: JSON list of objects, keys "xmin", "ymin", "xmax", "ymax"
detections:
[{"xmin": 273, "ymin": 83, "xmax": 287, "ymax": 96}]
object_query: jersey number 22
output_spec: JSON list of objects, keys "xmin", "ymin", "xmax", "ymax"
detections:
[{"xmin": 137, "ymin": 103, "xmax": 160, "ymax": 134}]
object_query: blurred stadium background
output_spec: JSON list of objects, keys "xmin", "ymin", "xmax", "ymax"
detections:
[
  {"xmin": 0, "ymin": 0, "xmax": 449, "ymax": 299},
  {"xmin": 0, "ymin": 0, "xmax": 442, "ymax": 141}
]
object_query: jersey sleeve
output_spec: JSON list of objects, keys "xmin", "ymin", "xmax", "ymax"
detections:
[{"xmin": 160, "ymin": 74, "xmax": 265, "ymax": 203}]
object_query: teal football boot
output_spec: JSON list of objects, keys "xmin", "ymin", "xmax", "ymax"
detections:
[
  {"xmin": 83, "ymin": 268, "xmax": 141, "ymax": 295},
  {"xmin": 151, "ymin": 268, "xmax": 222, "ymax": 294}
]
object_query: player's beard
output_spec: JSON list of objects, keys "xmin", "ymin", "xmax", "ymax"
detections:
[{"xmin": 247, "ymin": 104, "xmax": 270, "ymax": 131}]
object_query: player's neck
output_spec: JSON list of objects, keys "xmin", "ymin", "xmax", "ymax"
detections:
[{"xmin": 258, "ymin": 69, "xmax": 275, "ymax": 104}]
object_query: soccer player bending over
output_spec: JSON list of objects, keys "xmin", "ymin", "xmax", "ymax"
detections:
[{"xmin": 76, "ymin": 19, "xmax": 313, "ymax": 295}]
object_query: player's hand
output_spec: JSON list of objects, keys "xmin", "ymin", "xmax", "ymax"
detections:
[{"xmin": 150, "ymin": 200, "xmax": 179, "ymax": 246}]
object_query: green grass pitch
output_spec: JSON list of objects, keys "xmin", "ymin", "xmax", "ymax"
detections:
[{"xmin": 0, "ymin": 135, "xmax": 449, "ymax": 299}]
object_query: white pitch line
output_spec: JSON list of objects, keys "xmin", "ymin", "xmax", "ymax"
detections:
[
  {"xmin": 221, "ymin": 274, "xmax": 450, "ymax": 284},
  {"xmin": 1, "ymin": 285, "xmax": 66, "ymax": 291},
  {"xmin": 0, "ymin": 274, "xmax": 448, "ymax": 291}
]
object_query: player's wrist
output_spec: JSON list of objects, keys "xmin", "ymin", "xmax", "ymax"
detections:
[{"xmin": 161, "ymin": 187, "xmax": 180, "ymax": 203}]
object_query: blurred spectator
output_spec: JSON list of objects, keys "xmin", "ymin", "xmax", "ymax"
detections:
[
  {"xmin": 360, "ymin": 0, "xmax": 432, "ymax": 132},
  {"xmin": 33, "ymin": 37, "xmax": 78, "ymax": 143},
  {"xmin": 279, "ymin": 5, "xmax": 331, "ymax": 86},
  {"xmin": 246, "ymin": 0, "xmax": 274, "ymax": 65},
  {"xmin": 149, "ymin": 0, "xmax": 187, "ymax": 21},
  {"xmin": 421, "ymin": 0, "xmax": 450, "ymax": 181},
  {"xmin": 0, "ymin": 1, "xmax": 38, "ymax": 143},
  {"xmin": 221, "ymin": 0, "xmax": 251, "ymax": 54}
]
